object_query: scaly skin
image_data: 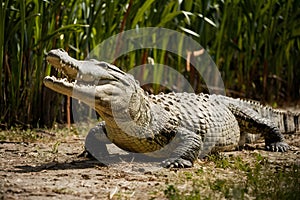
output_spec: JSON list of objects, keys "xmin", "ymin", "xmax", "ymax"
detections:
[{"xmin": 44, "ymin": 49, "xmax": 297, "ymax": 168}]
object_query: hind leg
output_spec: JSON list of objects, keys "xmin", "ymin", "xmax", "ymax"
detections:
[{"xmin": 228, "ymin": 104, "xmax": 289, "ymax": 152}]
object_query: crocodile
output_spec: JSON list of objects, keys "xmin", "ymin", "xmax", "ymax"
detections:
[{"xmin": 43, "ymin": 48, "xmax": 299, "ymax": 168}]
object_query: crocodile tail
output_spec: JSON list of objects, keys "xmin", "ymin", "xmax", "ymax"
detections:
[
  {"xmin": 273, "ymin": 110, "xmax": 300, "ymax": 133},
  {"xmin": 238, "ymin": 99, "xmax": 300, "ymax": 133}
]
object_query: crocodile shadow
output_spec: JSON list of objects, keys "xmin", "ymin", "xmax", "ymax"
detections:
[{"xmin": 10, "ymin": 153, "xmax": 163, "ymax": 173}]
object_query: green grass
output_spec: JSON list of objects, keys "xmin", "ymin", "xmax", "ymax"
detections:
[
  {"xmin": 0, "ymin": 123, "xmax": 82, "ymax": 143},
  {"xmin": 164, "ymin": 153, "xmax": 300, "ymax": 199},
  {"xmin": 0, "ymin": 128, "xmax": 41, "ymax": 142}
]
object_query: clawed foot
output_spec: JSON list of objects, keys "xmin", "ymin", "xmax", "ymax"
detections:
[
  {"xmin": 78, "ymin": 149, "xmax": 96, "ymax": 159},
  {"xmin": 161, "ymin": 158, "xmax": 193, "ymax": 168},
  {"xmin": 266, "ymin": 142, "xmax": 290, "ymax": 152}
]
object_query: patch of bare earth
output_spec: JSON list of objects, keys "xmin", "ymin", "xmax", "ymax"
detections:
[{"xmin": 0, "ymin": 127, "xmax": 299, "ymax": 199}]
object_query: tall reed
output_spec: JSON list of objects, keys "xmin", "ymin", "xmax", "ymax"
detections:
[{"xmin": 1, "ymin": 0, "xmax": 299, "ymax": 127}]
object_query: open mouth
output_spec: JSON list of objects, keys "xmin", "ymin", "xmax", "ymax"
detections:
[
  {"xmin": 44, "ymin": 49, "xmax": 119, "ymax": 93},
  {"xmin": 46, "ymin": 53, "xmax": 78, "ymax": 80},
  {"xmin": 44, "ymin": 60, "xmax": 113, "ymax": 88}
]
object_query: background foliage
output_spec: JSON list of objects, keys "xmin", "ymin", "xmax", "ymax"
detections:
[{"xmin": 1, "ymin": 0, "xmax": 300, "ymax": 128}]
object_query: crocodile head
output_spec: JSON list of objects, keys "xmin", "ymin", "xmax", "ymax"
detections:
[{"xmin": 43, "ymin": 49, "xmax": 141, "ymax": 117}]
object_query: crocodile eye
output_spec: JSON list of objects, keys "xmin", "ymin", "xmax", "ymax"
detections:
[
  {"xmin": 58, "ymin": 48, "xmax": 66, "ymax": 52},
  {"xmin": 97, "ymin": 62, "xmax": 109, "ymax": 69}
]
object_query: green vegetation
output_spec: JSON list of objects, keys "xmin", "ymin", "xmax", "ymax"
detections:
[
  {"xmin": 164, "ymin": 153, "xmax": 300, "ymax": 199},
  {"xmin": 1, "ymin": 0, "xmax": 300, "ymax": 127},
  {"xmin": 0, "ymin": 128, "xmax": 40, "ymax": 142}
]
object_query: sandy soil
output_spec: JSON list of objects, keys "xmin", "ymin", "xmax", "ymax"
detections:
[{"xmin": 0, "ymin": 128, "xmax": 299, "ymax": 199}]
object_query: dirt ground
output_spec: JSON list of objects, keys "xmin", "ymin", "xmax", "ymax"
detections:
[{"xmin": 0, "ymin": 126, "xmax": 299, "ymax": 200}]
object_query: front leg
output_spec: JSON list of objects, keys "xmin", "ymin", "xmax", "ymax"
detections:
[
  {"xmin": 161, "ymin": 128, "xmax": 202, "ymax": 168},
  {"xmin": 84, "ymin": 121, "xmax": 111, "ymax": 159}
]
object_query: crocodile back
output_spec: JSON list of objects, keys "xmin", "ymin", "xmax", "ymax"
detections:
[{"xmin": 149, "ymin": 93, "xmax": 240, "ymax": 156}]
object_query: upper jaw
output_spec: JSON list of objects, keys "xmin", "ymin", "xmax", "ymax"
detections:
[
  {"xmin": 45, "ymin": 49, "xmax": 118, "ymax": 86},
  {"xmin": 46, "ymin": 49, "xmax": 79, "ymax": 80}
]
